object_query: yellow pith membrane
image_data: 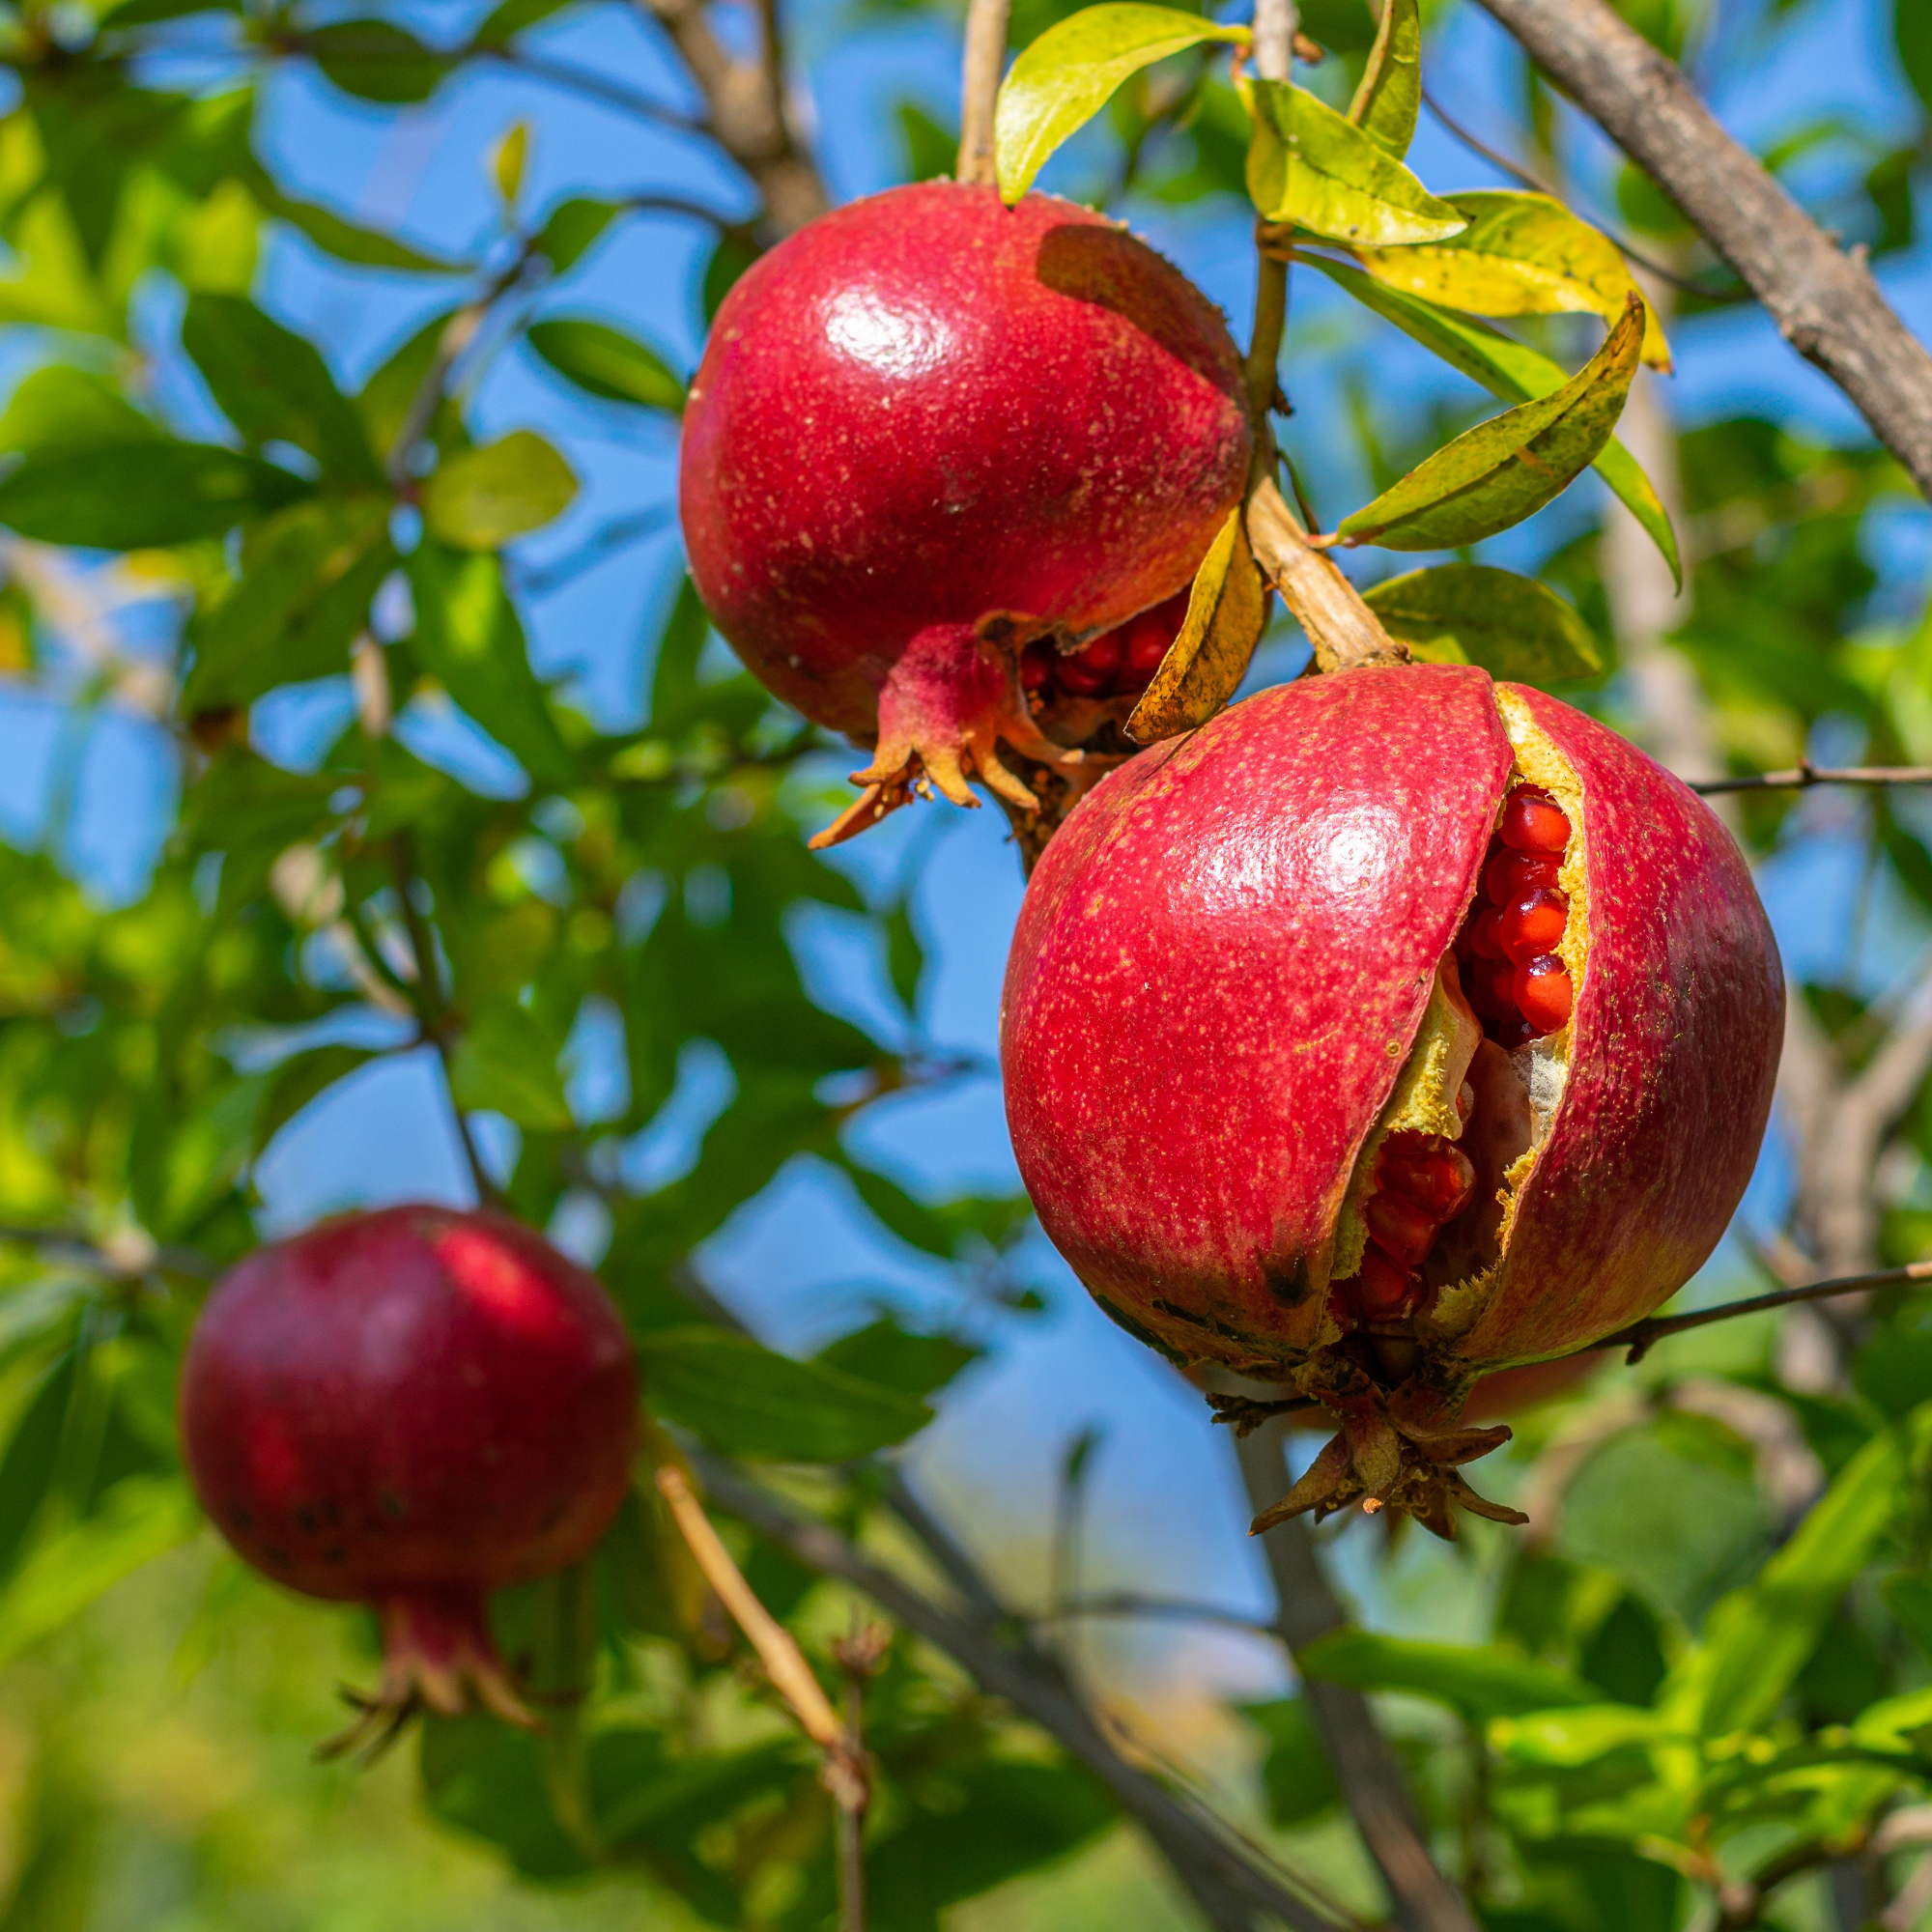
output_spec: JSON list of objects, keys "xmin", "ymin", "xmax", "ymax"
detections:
[{"xmin": 1245, "ymin": 696, "xmax": 1590, "ymax": 1540}]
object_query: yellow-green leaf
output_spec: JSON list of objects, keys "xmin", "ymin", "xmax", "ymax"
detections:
[
  {"xmin": 491, "ymin": 120, "xmax": 530, "ymax": 206},
  {"xmin": 1246, "ymin": 79, "xmax": 1466, "ymax": 246},
  {"xmin": 1350, "ymin": 191, "xmax": 1672, "ymax": 370},
  {"xmin": 1306, "ymin": 254, "xmax": 1679, "ymax": 584},
  {"xmin": 1363, "ymin": 565, "xmax": 1603, "ymax": 685},
  {"xmin": 1336, "ymin": 292, "xmax": 1644, "ymax": 551},
  {"xmin": 1348, "ymin": 0, "xmax": 1420, "ymax": 159},
  {"xmin": 421, "ymin": 430, "xmax": 577, "ymax": 550},
  {"xmin": 1125, "ymin": 506, "xmax": 1265, "ymax": 742},
  {"xmin": 994, "ymin": 4, "xmax": 1248, "ymax": 203}
]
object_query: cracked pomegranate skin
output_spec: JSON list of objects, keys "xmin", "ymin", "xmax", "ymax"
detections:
[
  {"xmin": 180, "ymin": 1205, "xmax": 638, "ymax": 1605},
  {"xmin": 1000, "ymin": 666, "xmax": 1784, "ymax": 1383},
  {"xmin": 678, "ymin": 181, "xmax": 1251, "ymax": 742}
]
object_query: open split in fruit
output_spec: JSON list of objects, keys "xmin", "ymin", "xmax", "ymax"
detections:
[{"xmin": 1000, "ymin": 666, "xmax": 1783, "ymax": 1538}]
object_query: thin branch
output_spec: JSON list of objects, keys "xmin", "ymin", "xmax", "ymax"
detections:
[
  {"xmin": 655, "ymin": 1464, "xmax": 870, "ymax": 1827},
  {"xmin": 1416, "ymin": 82, "xmax": 1741, "ymax": 302},
  {"xmin": 1469, "ymin": 0, "xmax": 1932, "ymax": 501},
  {"xmin": 690, "ymin": 1446, "xmax": 1346, "ymax": 1932},
  {"xmin": 476, "ymin": 46, "xmax": 707, "ymax": 132},
  {"xmin": 956, "ymin": 0, "xmax": 1009, "ymax": 187},
  {"xmin": 1693, "ymin": 763, "xmax": 1932, "ymax": 795},
  {"xmin": 1247, "ymin": 474, "xmax": 1406, "ymax": 672},
  {"xmin": 0, "ymin": 1223, "xmax": 213, "ymax": 1281},
  {"xmin": 1234, "ymin": 1425, "xmax": 1481, "ymax": 1932},
  {"xmin": 1594, "ymin": 1260, "xmax": 1932, "ymax": 1364},
  {"xmin": 1029, "ymin": 1592, "xmax": 1280, "ymax": 1639}
]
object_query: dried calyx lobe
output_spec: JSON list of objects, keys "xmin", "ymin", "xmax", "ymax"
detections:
[
  {"xmin": 678, "ymin": 183, "xmax": 1250, "ymax": 846},
  {"xmin": 1000, "ymin": 666, "xmax": 1783, "ymax": 1537}
]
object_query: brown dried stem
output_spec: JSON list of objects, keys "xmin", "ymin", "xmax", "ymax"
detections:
[
  {"xmin": 1247, "ymin": 475, "xmax": 1406, "ymax": 672},
  {"xmin": 1470, "ymin": 0, "xmax": 1932, "ymax": 502},
  {"xmin": 956, "ymin": 0, "xmax": 1009, "ymax": 187},
  {"xmin": 655, "ymin": 1463, "xmax": 871, "ymax": 1825}
]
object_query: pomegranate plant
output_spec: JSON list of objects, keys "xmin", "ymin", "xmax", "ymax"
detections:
[
  {"xmin": 679, "ymin": 181, "xmax": 1251, "ymax": 845},
  {"xmin": 180, "ymin": 1205, "xmax": 639, "ymax": 1748},
  {"xmin": 1001, "ymin": 665, "xmax": 1783, "ymax": 1535}
]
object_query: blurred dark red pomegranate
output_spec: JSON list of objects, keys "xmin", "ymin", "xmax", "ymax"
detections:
[
  {"xmin": 1001, "ymin": 666, "xmax": 1781, "ymax": 1536},
  {"xmin": 680, "ymin": 182, "xmax": 1250, "ymax": 845},
  {"xmin": 180, "ymin": 1205, "xmax": 638, "ymax": 1748}
]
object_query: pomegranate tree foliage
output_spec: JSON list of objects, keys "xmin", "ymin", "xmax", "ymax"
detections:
[{"xmin": 0, "ymin": 0, "xmax": 1920, "ymax": 1925}]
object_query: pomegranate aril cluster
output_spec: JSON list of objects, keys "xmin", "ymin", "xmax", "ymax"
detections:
[
  {"xmin": 1456, "ymin": 783, "xmax": 1575, "ymax": 1050},
  {"xmin": 1020, "ymin": 588, "xmax": 1188, "ymax": 703},
  {"xmin": 1338, "ymin": 1127, "xmax": 1478, "ymax": 1324}
]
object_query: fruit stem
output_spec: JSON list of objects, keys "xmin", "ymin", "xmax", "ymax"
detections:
[{"xmin": 956, "ymin": 0, "xmax": 1009, "ymax": 188}]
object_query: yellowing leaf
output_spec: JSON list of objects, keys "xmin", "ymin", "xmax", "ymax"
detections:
[
  {"xmin": 491, "ymin": 120, "xmax": 530, "ymax": 206},
  {"xmin": 1363, "ymin": 564, "xmax": 1602, "ymax": 686},
  {"xmin": 1336, "ymin": 292, "xmax": 1644, "ymax": 551},
  {"xmin": 420, "ymin": 430, "xmax": 577, "ymax": 550},
  {"xmin": 1125, "ymin": 506, "xmax": 1265, "ymax": 742},
  {"xmin": 995, "ymin": 4, "xmax": 1249, "ymax": 203},
  {"xmin": 1245, "ymin": 79, "xmax": 1465, "ymax": 246},
  {"xmin": 1348, "ymin": 0, "xmax": 1420, "ymax": 160},
  {"xmin": 1306, "ymin": 255, "xmax": 1678, "ymax": 584},
  {"xmin": 1351, "ymin": 191, "xmax": 1672, "ymax": 371}
]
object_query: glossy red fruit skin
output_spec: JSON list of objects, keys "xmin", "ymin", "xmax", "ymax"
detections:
[
  {"xmin": 181, "ymin": 1206, "xmax": 637, "ymax": 1611},
  {"xmin": 679, "ymin": 183, "xmax": 1250, "ymax": 832},
  {"xmin": 1001, "ymin": 665, "xmax": 1782, "ymax": 1387}
]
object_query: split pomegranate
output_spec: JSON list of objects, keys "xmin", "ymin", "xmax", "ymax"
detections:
[
  {"xmin": 1001, "ymin": 665, "xmax": 1782, "ymax": 1537},
  {"xmin": 180, "ymin": 1205, "xmax": 638, "ymax": 1748},
  {"xmin": 679, "ymin": 183, "xmax": 1251, "ymax": 846}
]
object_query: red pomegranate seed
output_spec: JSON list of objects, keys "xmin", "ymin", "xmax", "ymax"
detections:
[
  {"xmin": 1515, "ymin": 953, "xmax": 1575, "ymax": 1032},
  {"xmin": 1499, "ymin": 887, "xmax": 1569, "ymax": 963},
  {"xmin": 1122, "ymin": 616, "xmax": 1171, "ymax": 683},
  {"xmin": 1468, "ymin": 906, "xmax": 1509, "ymax": 960},
  {"xmin": 1019, "ymin": 644, "xmax": 1053, "ymax": 692},
  {"xmin": 1365, "ymin": 1190, "xmax": 1437, "ymax": 1268},
  {"xmin": 1057, "ymin": 628, "xmax": 1123, "ymax": 696},
  {"xmin": 1381, "ymin": 1137, "xmax": 1476, "ymax": 1220},
  {"xmin": 1354, "ymin": 1245, "xmax": 1420, "ymax": 1321},
  {"xmin": 1492, "ymin": 1015, "xmax": 1540, "ymax": 1050},
  {"xmin": 1483, "ymin": 849, "xmax": 1561, "ymax": 905},
  {"xmin": 1500, "ymin": 789, "xmax": 1570, "ymax": 854}
]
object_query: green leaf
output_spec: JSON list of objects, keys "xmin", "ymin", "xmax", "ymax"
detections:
[
  {"xmin": 1898, "ymin": 0, "xmax": 1932, "ymax": 118},
  {"xmin": 304, "ymin": 19, "xmax": 449, "ymax": 104},
  {"xmin": 355, "ymin": 307, "xmax": 461, "ymax": 461},
  {"xmin": 1347, "ymin": 0, "xmax": 1420, "ymax": 159},
  {"xmin": 421, "ymin": 432, "xmax": 577, "ymax": 550},
  {"xmin": 1245, "ymin": 79, "xmax": 1466, "ymax": 245},
  {"xmin": 1487, "ymin": 1703, "xmax": 1666, "ymax": 1769},
  {"xmin": 408, "ymin": 543, "xmax": 575, "ymax": 782},
  {"xmin": 1241, "ymin": 1697, "xmax": 1340, "ymax": 1825},
  {"xmin": 1302, "ymin": 254, "xmax": 1681, "ymax": 584},
  {"xmin": 474, "ymin": 0, "xmax": 584, "ymax": 46},
  {"xmin": 526, "ymin": 318, "xmax": 685, "ymax": 413},
  {"xmin": 1335, "ymin": 291, "xmax": 1644, "ymax": 550},
  {"xmin": 0, "ymin": 1478, "xmax": 200, "ymax": 1670},
  {"xmin": 897, "ymin": 100, "xmax": 960, "ymax": 182},
  {"xmin": 1667, "ymin": 1409, "xmax": 1926, "ymax": 1738},
  {"xmin": 533, "ymin": 198, "xmax": 622, "ymax": 273},
  {"xmin": 1363, "ymin": 564, "xmax": 1602, "ymax": 684},
  {"xmin": 183, "ymin": 497, "xmax": 394, "ymax": 711},
  {"xmin": 0, "ymin": 367, "xmax": 158, "ymax": 455},
  {"xmin": 491, "ymin": 122, "xmax": 530, "ymax": 208},
  {"xmin": 1350, "ymin": 191, "xmax": 1672, "ymax": 370},
  {"xmin": 994, "ymin": 5, "xmax": 1249, "ymax": 203},
  {"xmin": 133, "ymin": 1078, "xmax": 265, "ymax": 1237},
  {"xmin": 1884, "ymin": 1573, "xmax": 1932, "ymax": 1662},
  {"xmin": 0, "ymin": 1348, "xmax": 80, "ymax": 1588},
  {"xmin": 1124, "ymin": 504, "xmax": 1265, "ymax": 743},
  {"xmin": 0, "ymin": 442, "xmax": 310, "ymax": 548},
  {"xmin": 1298, "ymin": 1629, "xmax": 1600, "ymax": 1724},
  {"xmin": 180, "ymin": 293, "xmax": 382, "ymax": 484},
  {"xmin": 814, "ymin": 1317, "xmax": 980, "ymax": 1399},
  {"xmin": 261, "ymin": 185, "xmax": 467, "ymax": 274},
  {"xmin": 255, "ymin": 1044, "xmax": 378, "ymax": 1149},
  {"xmin": 448, "ymin": 1001, "xmax": 573, "ymax": 1131},
  {"xmin": 639, "ymin": 1325, "xmax": 932, "ymax": 1461}
]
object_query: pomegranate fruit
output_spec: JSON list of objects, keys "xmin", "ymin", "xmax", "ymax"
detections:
[
  {"xmin": 1001, "ymin": 665, "xmax": 1782, "ymax": 1537},
  {"xmin": 679, "ymin": 183, "xmax": 1251, "ymax": 846},
  {"xmin": 180, "ymin": 1205, "xmax": 638, "ymax": 1748}
]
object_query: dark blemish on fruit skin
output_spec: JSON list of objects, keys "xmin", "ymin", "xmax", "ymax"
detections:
[{"xmin": 1261, "ymin": 1263, "xmax": 1312, "ymax": 1309}]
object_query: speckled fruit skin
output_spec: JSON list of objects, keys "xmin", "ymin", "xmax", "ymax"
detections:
[
  {"xmin": 1001, "ymin": 666, "xmax": 1782, "ymax": 1529},
  {"xmin": 679, "ymin": 181, "xmax": 1251, "ymax": 842},
  {"xmin": 180, "ymin": 1205, "xmax": 637, "ymax": 1736}
]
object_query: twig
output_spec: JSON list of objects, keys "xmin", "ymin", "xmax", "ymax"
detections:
[
  {"xmin": 1469, "ymin": 0, "xmax": 1932, "ymax": 501},
  {"xmin": 1692, "ymin": 763, "xmax": 1932, "ymax": 795},
  {"xmin": 1247, "ymin": 475, "xmax": 1406, "ymax": 671},
  {"xmin": 956, "ymin": 0, "xmax": 1009, "ymax": 187},
  {"xmin": 1416, "ymin": 82, "xmax": 1740, "ymax": 302},
  {"xmin": 1594, "ymin": 1260, "xmax": 1932, "ymax": 1364},
  {"xmin": 831, "ymin": 1617, "xmax": 889, "ymax": 1932},
  {"xmin": 655, "ymin": 1464, "xmax": 870, "ymax": 1825},
  {"xmin": 1028, "ymin": 1591, "xmax": 1279, "ymax": 1638},
  {"xmin": 0, "ymin": 1223, "xmax": 213, "ymax": 1281},
  {"xmin": 1235, "ymin": 1424, "xmax": 1481, "ymax": 1932},
  {"xmin": 689, "ymin": 1446, "xmax": 1346, "ymax": 1932}
]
